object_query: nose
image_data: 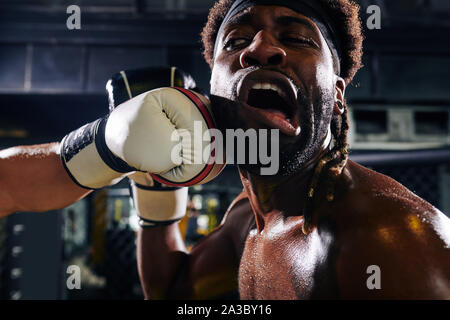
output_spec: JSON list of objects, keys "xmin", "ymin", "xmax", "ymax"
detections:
[{"xmin": 239, "ymin": 30, "xmax": 287, "ymax": 68}]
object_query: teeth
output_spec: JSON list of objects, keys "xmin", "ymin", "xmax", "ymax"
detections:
[
  {"xmin": 251, "ymin": 82, "xmax": 283, "ymax": 95},
  {"xmin": 276, "ymin": 87, "xmax": 285, "ymax": 98}
]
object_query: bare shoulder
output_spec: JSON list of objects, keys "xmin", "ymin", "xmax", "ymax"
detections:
[
  {"xmin": 334, "ymin": 160, "xmax": 450, "ymax": 255},
  {"xmin": 339, "ymin": 160, "xmax": 450, "ymax": 257},
  {"xmin": 342, "ymin": 160, "xmax": 450, "ymax": 235},
  {"xmin": 332, "ymin": 161, "xmax": 450, "ymax": 298},
  {"xmin": 343, "ymin": 160, "xmax": 445, "ymax": 220}
]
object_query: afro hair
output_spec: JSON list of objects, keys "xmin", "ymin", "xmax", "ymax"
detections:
[{"xmin": 200, "ymin": 0, "xmax": 364, "ymax": 85}]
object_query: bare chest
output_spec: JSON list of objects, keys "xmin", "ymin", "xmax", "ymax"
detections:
[{"xmin": 238, "ymin": 225, "xmax": 337, "ymax": 299}]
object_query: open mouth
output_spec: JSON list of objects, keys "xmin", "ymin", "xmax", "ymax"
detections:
[
  {"xmin": 237, "ymin": 70, "xmax": 300, "ymax": 136},
  {"xmin": 246, "ymin": 83, "xmax": 294, "ymax": 120}
]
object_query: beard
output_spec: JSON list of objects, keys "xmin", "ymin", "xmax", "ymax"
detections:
[
  {"xmin": 277, "ymin": 89, "xmax": 334, "ymax": 176},
  {"xmin": 210, "ymin": 77, "xmax": 335, "ymax": 178}
]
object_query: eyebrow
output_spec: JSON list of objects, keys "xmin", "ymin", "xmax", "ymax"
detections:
[
  {"xmin": 275, "ymin": 15, "xmax": 317, "ymax": 34},
  {"xmin": 221, "ymin": 12, "xmax": 318, "ymax": 39}
]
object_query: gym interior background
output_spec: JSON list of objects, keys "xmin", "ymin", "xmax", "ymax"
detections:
[{"xmin": 0, "ymin": 0, "xmax": 449, "ymax": 300}]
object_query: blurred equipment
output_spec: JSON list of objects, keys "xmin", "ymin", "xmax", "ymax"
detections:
[
  {"xmin": 349, "ymin": 104, "xmax": 450, "ymax": 150},
  {"xmin": 0, "ymin": 211, "xmax": 64, "ymax": 300}
]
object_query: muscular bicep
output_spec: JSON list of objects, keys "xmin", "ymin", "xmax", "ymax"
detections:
[
  {"xmin": 143, "ymin": 194, "xmax": 253, "ymax": 300},
  {"xmin": 0, "ymin": 143, "xmax": 90, "ymax": 216},
  {"xmin": 138, "ymin": 222, "xmax": 241, "ymax": 299},
  {"xmin": 178, "ymin": 195, "xmax": 254, "ymax": 299},
  {"xmin": 171, "ymin": 226, "xmax": 240, "ymax": 299}
]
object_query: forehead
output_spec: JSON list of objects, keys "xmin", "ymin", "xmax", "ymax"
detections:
[{"xmin": 220, "ymin": 5, "xmax": 320, "ymax": 36}]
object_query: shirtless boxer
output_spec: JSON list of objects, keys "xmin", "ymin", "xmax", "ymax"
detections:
[
  {"xmin": 0, "ymin": 0, "xmax": 449, "ymax": 300},
  {"xmin": 137, "ymin": 0, "xmax": 450, "ymax": 299}
]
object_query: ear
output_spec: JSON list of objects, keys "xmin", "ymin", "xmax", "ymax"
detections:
[{"xmin": 334, "ymin": 76, "xmax": 346, "ymax": 115}]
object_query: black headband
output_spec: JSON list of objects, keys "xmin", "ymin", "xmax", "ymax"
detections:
[{"xmin": 214, "ymin": 0, "xmax": 341, "ymax": 74}]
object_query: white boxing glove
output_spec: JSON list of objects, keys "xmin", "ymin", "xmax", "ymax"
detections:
[
  {"xmin": 129, "ymin": 172, "xmax": 188, "ymax": 228},
  {"xmin": 60, "ymin": 87, "xmax": 225, "ymax": 189}
]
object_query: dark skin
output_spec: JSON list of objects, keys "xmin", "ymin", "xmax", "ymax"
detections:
[
  {"xmin": 0, "ymin": 143, "xmax": 90, "ymax": 216},
  {"xmin": 0, "ymin": 5, "xmax": 446, "ymax": 299},
  {"xmin": 139, "ymin": 5, "xmax": 450, "ymax": 299},
  {"xmin": 138, "ymin": 192, "xmax": 254, "ymax": 299},
  {"xmin": 239, "ymin": 160, "xmax": 450, "ymax": 299}
]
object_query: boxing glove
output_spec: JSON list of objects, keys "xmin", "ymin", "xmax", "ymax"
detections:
[
  {"xmin": 60, "ymin": 86, "xmax": 225, "ymax": 190},
  {"xmin": 106, "ymin": 66, "xmax": 199, "ymax": 112},
  {"xmin": 128, "ymin": 172, "xmax": 188, "ymax": 227},
  {"xmin": 106, "ymin": 66, "xmax": 193, "ymax": 227}
]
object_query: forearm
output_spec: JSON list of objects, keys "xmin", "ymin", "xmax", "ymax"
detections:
[
  {"xmin": 137, "ymin": 223, "xmax": 189, "ymax": 299},
  {"xmin": 0, "ymin": 143, "xmax": 91, "ymax": 216},
  {"xmin": 137, "ymin": 220, "xmax": 243, "ymax": 300}
]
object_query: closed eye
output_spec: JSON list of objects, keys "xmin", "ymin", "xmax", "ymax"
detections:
[
  {"xmin": 281, "ymin": 36, "xmax": 319, "ymax": 49},
  {"xmin": 224, "ymin": 38, "xmax": 250, "ymax": 51}
]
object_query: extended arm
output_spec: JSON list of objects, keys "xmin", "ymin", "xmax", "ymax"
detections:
[
  {"xmin": 0, "ymin": 143, "xmax": 90, "ymax": 217},
  {"xmin": 0, "ymin": 86, "xmax": 219, "ymax": 218}
]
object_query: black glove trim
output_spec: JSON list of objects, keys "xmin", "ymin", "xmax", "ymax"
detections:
[
  {"xmin": 60, "ymin": 120, "xmax": 103, "ymax": 190},
  {"xmin": 138, "ymin": 216, "xmax": 181, "ymax": 228},
  {"xmin": 95, "ymin": 116, "xmax": 139, "ymax": 173},
  {"xmin": 131, "ymin": 180, "xmax": 181, "ymax": 192}
]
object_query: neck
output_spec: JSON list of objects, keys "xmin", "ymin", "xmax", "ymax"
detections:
[{"xmin": 239, "ymin": 129, "xmax": 332, "ymax": 230}]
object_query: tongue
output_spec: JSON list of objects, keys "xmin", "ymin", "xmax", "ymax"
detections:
[
  {"xmin": 247, "ymin": 89, "xmax": 289, "ymax": 116},
  {"xmin": 263, "ymin": 108, "xmax": 289, "ymax": 120}
]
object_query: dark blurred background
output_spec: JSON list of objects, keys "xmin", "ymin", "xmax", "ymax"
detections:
[{"xmin": 0, "ymin": 0, "xmax": 449, "ymax": 300}]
